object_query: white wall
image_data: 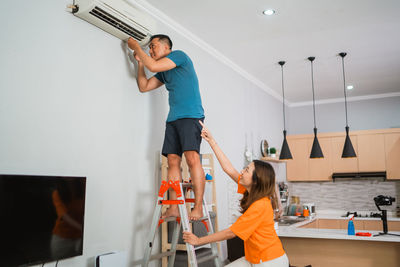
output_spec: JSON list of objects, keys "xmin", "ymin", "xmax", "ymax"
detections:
[
  {"xmin": 0, "ymin": 0, "xmax": 283, "ymax": 266},
  {"xmin": 288, "ymin": 96, "xmax": 400, "ymax": 135}
]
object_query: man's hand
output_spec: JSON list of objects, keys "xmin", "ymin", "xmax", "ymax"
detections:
[
  {"xmin": 133, "ymin": 52, "xmax": 141, "ymax": 62},
  {"xmin": 183, "ymin": 231, "xmax": 201, "ymax": 246},
  {"xmin": 127, "ymin": 37, "xmax": 140, "ymax": 51}
]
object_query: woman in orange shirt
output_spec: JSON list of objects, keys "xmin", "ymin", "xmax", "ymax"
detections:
[{"xmin": 183, "ymin": 121, "xmax": 289, "ymax": 266}]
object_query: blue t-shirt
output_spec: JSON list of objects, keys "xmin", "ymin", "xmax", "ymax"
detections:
[{"xmin": 154, "ymin": 50, "xmax": 204, "ymax": 122}]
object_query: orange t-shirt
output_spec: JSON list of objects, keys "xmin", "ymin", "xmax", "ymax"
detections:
[{"xmin": 230, "ymin": 176, "xmax": 285, "ymax": 264}]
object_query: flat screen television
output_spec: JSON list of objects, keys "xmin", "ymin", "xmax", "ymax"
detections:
[{"xmin": 0, "ymin": 174, "xmax": 86, "ymax": 267}]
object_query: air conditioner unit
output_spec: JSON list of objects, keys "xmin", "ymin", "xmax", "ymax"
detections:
[{"xmin": 71, "ymin": 0, "xmax": 155, "ymax": 46}]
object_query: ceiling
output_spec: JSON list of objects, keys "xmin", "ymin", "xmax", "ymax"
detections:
[{"xmin": 142, "ymin": 0, "xmax": 400, "ymax": 104}]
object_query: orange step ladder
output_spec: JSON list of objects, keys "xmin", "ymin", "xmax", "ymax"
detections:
[{"xmin": 141, "ymin": 180, "xmax": 221, "ymax": 267}]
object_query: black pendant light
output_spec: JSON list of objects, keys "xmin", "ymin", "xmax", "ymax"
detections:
[
  {"xmin": 278, "ymin": 61, "xmax": 293, "ymax": 160},
  {"xmin": 339, "ymin": 52, "xmax": 356, "ymax": 158},
  {"xmin": 308, "ymin": 57, "xmax": 324, "ymax": 158}
]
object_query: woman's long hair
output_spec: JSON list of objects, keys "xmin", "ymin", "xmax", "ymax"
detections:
[{"xmin": 240, "ymin": 160, "xmax": 277, "ymax": 213}]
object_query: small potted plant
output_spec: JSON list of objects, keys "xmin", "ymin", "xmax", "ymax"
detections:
[{"xmin": 269, "ymin": 147, "xmax": 277, "ymax": 157}]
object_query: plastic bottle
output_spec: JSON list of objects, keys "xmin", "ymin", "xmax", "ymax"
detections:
[{"xmin": 347, "ymin": 215, "xmax": 355, "ymax": 235}]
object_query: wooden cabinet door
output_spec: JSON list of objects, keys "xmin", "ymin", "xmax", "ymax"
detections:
[
  {"xmin": 300, "ymin": 220, "xmax": 318, "ymax": 228},
  {"xmin": 357, "ymin": 134, "xmax": 386, "ymax": 172},
  {"xmin": 388, "ymin": 221, "xmax": 400, "ymax": 231},
  {"xmin": 331, "ymin": 135, "xmax": 358, "ymax": 173},
  {"xmin": 308, "ymin": 137, "xmax": 333, "ymax": 181},
  {"xmin": 286, "ymin": 138, "xmax": 310, "ymax": 181},
  {"xmin": 364, "ymin": 220, "xmax": 381, "ymax": 231},
  {"xmin": 384, "ymin": 133, "xmax": 400, "ymax": 180},
  {"xmin": 317, "ymin": 219, "xmax": 341, "ymax": 229}
]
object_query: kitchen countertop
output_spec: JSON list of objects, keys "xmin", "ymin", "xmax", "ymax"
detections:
[{"xmin": 277, "ymin": 215, "xmax": 400, "ymax": 242}]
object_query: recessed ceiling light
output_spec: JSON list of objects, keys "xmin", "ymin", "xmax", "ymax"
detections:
[
  {"xmin": 263, "ymin": 9, "xmax": 275, "ymax": 16},
  {"xmin": 347, "ymin": 85, "xmax": 354, "ymax": 90}
]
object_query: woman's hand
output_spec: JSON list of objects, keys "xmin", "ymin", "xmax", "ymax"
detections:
[
  {"xmin": 274, "ymin": 208, "xmax": 283, "ymax": 219},
  {"xmin": 183, "ymin": 231, "xmax": 201, "ymax": 246},
  {"xmin": 199, "ymin": 121, "xmax": 215, "ymax": 144}
]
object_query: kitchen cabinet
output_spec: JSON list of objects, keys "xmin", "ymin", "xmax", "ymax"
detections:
[
  {"xmin": 337, "ymin": 219, "xmax": 363, "ymax": 230},
  {"xmin": 285, "ymin": 128, "xmax": 400, "ymax": 181},
  {"xmin": 384, "ymin": 133, "xmax": 400, "ymax": 180},
  {"xmin": 308, "ymin": 137, "xmax": 333, "ymax": 181},
  {"xmin": 362, "ymin": 220, "xmax": 400, "ymax": 231},
  {"xmin": 282, "ymin": 218, "xmax": 400, "ymax": 267},
  {"xmin": 317, "ymin": 219, "xmax": 341, "ymax": 229},
  {"xmin": 286, "ymin": 137, "xmax": 332, "ymax": 181},
  {"xmin": 300, "ymin": 218, "xmax": 400, "ymax": 231},
  {"xmin": 299, "ymin": 220, "xmax": 317, "ymax": 228},
  {"xmin": 286, "ymin": 138, "xmax": 310, "ymax": 181},
  {"xmin": 357, "ymin": 133, "xmax": 386, "ymax": 172},
  {"xmin": 363, "ymin": 220, "xmax": 382, "ymax": 230},
  {"xmin": 281, "ymin": 237, "xmax": 400, "ymax": 267},
  {"xmin": 331, "ymin": 135, "xmax": 358, "ymax": 173},
  {"xmin": 388, "ymin": 221, "xmax": 400, "ymax": 231}
]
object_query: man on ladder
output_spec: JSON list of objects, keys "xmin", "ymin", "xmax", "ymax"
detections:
[
  {"xmin": 128, "ymin": 34, "xmax": 206, "ymax": 221},
  {"xmin": 128, "ymin": 35, "xmax": 218, "ymax": 266}
]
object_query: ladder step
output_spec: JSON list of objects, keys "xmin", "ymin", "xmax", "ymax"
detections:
[
  {"xmin": 189, "ymin": 216, "xmax": 209, "ymax": 223},
  {"xmin": 194, "ymin": 244, "xmax": 211, "ymax": 250},
  {"xmin": 196, "ymin": 254, "xmax": 219, "ymax": 264},
  {"xmin": 161, "ymin": 215, "xmax": 210, "ymax": 223},
  {"xmin": 149, "ymin": 250, "xmax": 175, "ymax": 261},
  {"xmin": 162, "ymin": 216, "xmax": 179, "ymax": 223}
]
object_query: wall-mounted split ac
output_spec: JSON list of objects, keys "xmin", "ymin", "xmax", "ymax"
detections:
[{"xmin": 71, "ymin": 0, "xmax": 156, "ymax": 46}]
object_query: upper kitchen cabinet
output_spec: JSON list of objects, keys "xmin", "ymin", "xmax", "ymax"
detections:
[
  {"xmin": 331, "ymin": 135, "xmax": 358, "ymax": 173},
  {"xmin": 285, "ymin": 128, "xmax": 400, "ymax": 181},
  {"xmin": 384, "ymin": 133, "xmax": 400, "ymax": 180},
  {"xmin": 286, "ymin": 137, "xmax": 310, "ymax": 181},
  {"xmin": 357, "ymin": 133, "xmax": 386, "ymax": 172},
  {"xmin": 308, "ymin": 137, "xmax": 333, "ymax": 181}
]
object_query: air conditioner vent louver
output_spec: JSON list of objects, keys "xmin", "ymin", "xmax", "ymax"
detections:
[{"xmin": 89, "ymin": 6, "xmax": 146, "ymax": 41}]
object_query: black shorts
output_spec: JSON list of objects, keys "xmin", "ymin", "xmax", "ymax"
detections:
[{"xmin": 162, "ymin": 118, "xmax": 204, "ymax": 157}]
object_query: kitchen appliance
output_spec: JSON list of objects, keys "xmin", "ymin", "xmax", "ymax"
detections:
[
  {"xmin": 332, "ymin": 171, "xmax": 386, "ymax": 180},
  {"xmin": 303, "ymin": 203, "xmax": 316, "ymax": 215},
  {"xmin": 373, "ymin": 195, "xmax": 400, "ymax": 237},
  {"xmin": 278, "ymin": 182, "xmax": 290, "ymax": 215}
]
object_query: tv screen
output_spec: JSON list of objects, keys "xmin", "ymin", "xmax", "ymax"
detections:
[{"xmin": 0, "ymin": 174, "xmax": 86, "ymax": 267}]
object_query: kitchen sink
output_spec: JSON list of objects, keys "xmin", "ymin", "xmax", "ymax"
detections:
[{"xmin": 277, "ymin": 216, "xmax": 306, "ymax": 226}]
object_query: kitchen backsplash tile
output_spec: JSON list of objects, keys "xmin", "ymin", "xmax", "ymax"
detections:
[{"xmin": 288, "ymin": 179, "xmax": 400, "ymax": 212}]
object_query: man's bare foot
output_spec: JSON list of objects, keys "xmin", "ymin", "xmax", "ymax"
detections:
[
  {"xmin": 161, "ymin": 207, "xmax": 180, "ymax": 219},
  {"xmin": 189, "ymin": 206, "xmax": 203, "ymax": 221}
]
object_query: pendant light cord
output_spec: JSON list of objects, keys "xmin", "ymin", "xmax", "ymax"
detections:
[
  {"xmin": 281, "ymin": 64, "xmax": 286, "ymax": 131},
  {"xmin": 341, "ymin": 56, "xmax": 349, "ymax": 127},
  {"xmin": 310, "ymin": 60, "xmax": 317, "ymax": 129}
]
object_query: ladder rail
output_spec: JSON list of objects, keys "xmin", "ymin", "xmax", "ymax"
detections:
[
  {"xmin": 167, "ymin": 220, "xmax": 181, "ymax": 267},
  {"xmin": 177, "ymin": 182, "xmax": 198, "ymax": 266},
  {"xmin": 141, "ymin": 180, "xmax": 221, "ymax": 267},
  {"xmin": 202, "ymin": 193, "xmax": 221, "ymax": 267},
  {"xmin": 142, "ymin": 196, "xmax": 164, "ymax": 267}
]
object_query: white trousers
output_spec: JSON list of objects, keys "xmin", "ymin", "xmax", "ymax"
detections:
[{"xmin": 225, "ymin": 254, "xmax": 289, "ymax": 267}]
